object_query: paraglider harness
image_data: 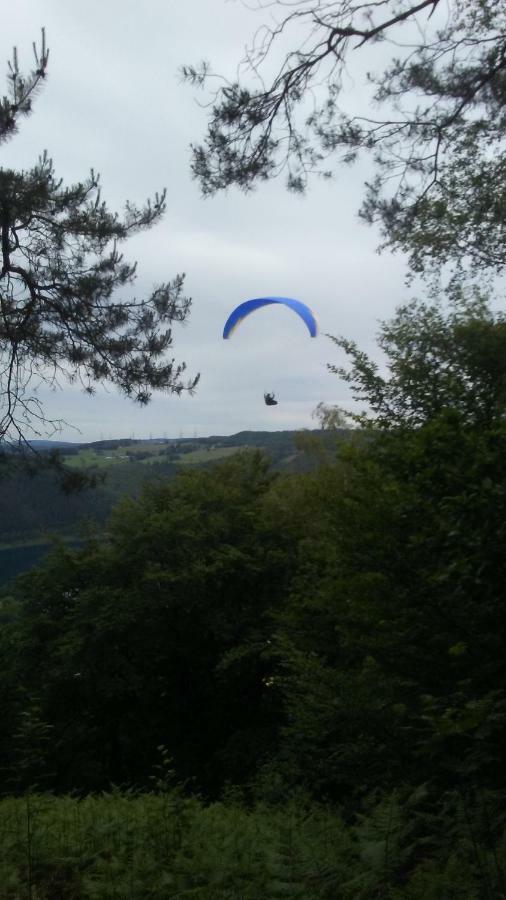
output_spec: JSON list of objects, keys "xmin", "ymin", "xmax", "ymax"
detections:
[{"xmin": 264, "ymin": 392, "xmax": 278, "ymax": 406}]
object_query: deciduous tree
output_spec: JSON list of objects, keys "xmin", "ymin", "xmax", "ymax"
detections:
[
  {"xmin": 2, "ymin": 452, "xmax": 288, "ymax": 794},
  {"xmin": 273, "ymin": 295, "xmax": 506, "ymax": 799}
]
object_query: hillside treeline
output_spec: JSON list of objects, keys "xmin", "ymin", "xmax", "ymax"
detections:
[
  {"xmin": 0, "ymin": 458, "xmax": 176, "ymax": 544},
  {"xmin": 2, "ymin": 295, "xmax": 506, "ymax": 894},
  {"xmin": 0, "ymin": 432, "xmax": 325, "ymax": 545}
]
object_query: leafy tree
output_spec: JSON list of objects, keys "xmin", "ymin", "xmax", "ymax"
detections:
[
  {"xmin": 184, "ymin": 0, "xmax": 506, "ymax": 277},
  {"xmin": 328, "ymin": 288, "xmax": 506, "ymax": 428},
  {"xmin": 271, "ymin": 295, "xmax": 506, "ymax": 801},
  {"xmin": 1, "ymin": 33, "xmax": 198, "ymax": 447},
  {"xmin": 2, "ymin": 452, "xmax": 290, "ymax": 794}
]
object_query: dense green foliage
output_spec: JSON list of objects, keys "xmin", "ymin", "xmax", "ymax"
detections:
[
  {"xmin": 2, "ymin": 294, "xmax": 506, "ymax": 892},
  {"xmin": 2, "ymin": 788, "xmax": 505, "ymax": 898},
  {"xmin": 1, "ymin": 453, "xmax": 290, "ymax": 793}
]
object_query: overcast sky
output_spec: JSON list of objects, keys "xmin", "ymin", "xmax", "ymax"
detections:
[{"xmin": 2, "ymin": 0, "xmax": 410, "ymax": 441}]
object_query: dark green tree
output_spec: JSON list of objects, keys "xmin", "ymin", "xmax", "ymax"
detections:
[
  {"xmin": 1, "ymin": 33, "xmax": 198, "ymax": 447},
  {"xmin": 0, "ymin": 30, "xmax": 49, "ymax": 144},
  {"xmin": 2, "ymin": 452, "xmax": 290, "ymax": 794},
  {"xmin": 271, "ymin": 294, "xmax": 506, "ymax": 802},
  {"xmin": 184, "ymin": 0, "xmax": 506, "ymax": 277},
  {"xmin": 328, "ymin": 288, "xmax": 506, "ymax": 428}
]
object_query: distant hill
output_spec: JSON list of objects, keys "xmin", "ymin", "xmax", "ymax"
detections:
[
  {"xmin": 0, "ymin": 430, "xmax": 344, "ymax": 568},
  {"xmin": 29, "ymin": 440, "xmax": 78, "ymax": 449}
]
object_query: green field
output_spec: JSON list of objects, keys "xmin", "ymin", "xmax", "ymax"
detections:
[
  {"xmin": 176, "ymin": 446, "xmax": 245, "ymax": 464},
  {"xmin": 62, "ymin": 442, "xmax": 247, "ymax": 469},
  {"xmin": 62, "ymin": 443, "xmax": 157, "ymax": 468}
]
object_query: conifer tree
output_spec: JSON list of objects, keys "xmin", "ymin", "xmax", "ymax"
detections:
[
  {"xmin": 185, "ymin": 0, "xmax": 506, "ymax": 278},
  {"xmin": 1, "ymin": 32, "xmax": 198, "ymax": 447}
]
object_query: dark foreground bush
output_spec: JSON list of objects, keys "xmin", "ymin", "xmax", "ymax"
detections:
[{"xmin": 0, "ymin": 789, "xmax": 504, "ymax": 898}]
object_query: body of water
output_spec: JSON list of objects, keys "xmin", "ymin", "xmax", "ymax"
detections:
[{"xmin": 0, "ymin": 542, "xmax": 78, "ymax": 586}]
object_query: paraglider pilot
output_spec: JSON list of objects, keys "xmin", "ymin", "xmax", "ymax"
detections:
[{"xmin": 264, "ymin": 392, "xmax": 278, "ymax": 406}]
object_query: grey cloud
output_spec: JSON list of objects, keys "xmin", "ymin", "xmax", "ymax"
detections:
[{"xmin": 1, "ymin": 0, "xmax": 409, "ymax": 442}]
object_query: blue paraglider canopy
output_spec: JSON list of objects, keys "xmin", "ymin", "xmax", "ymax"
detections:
[{"xmin": 223, "ymin": 296, "xmax": 318, "ymax": 339}]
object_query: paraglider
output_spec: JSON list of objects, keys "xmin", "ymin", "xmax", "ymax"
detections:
[
  {"xmin": 223, "ymin": 297, "xmax": 317, "ymax": 407},
  {"xmin": 223, "ymin": 296, "xmax": 318, "ymax": 339}
]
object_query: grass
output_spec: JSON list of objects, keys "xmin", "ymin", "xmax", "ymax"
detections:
[
  {"xmin": 176, "ymin": 446, "xmax": 246, "ymax": 465},
  {"xmin": 62, "ymin": 447, "xmax": 136, "ymax": 469},
  {"xmin": 61, "ymin": 443, "xmax": 248, "ymax": 470}
]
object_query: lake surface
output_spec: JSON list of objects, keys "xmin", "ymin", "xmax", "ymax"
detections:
[{"xmin": 0, "ymin": 543, "xmax": 65, "ymax": 586}]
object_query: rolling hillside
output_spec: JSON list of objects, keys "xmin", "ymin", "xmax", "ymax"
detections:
[{"xmin": 0, "ymin": 429, "xmax": 342, "ymax": 551}]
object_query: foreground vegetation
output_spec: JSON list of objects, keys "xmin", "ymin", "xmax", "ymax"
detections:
[{"xmin": 1, "ymin": 788, "xmax": 504, "ymax": 899}]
